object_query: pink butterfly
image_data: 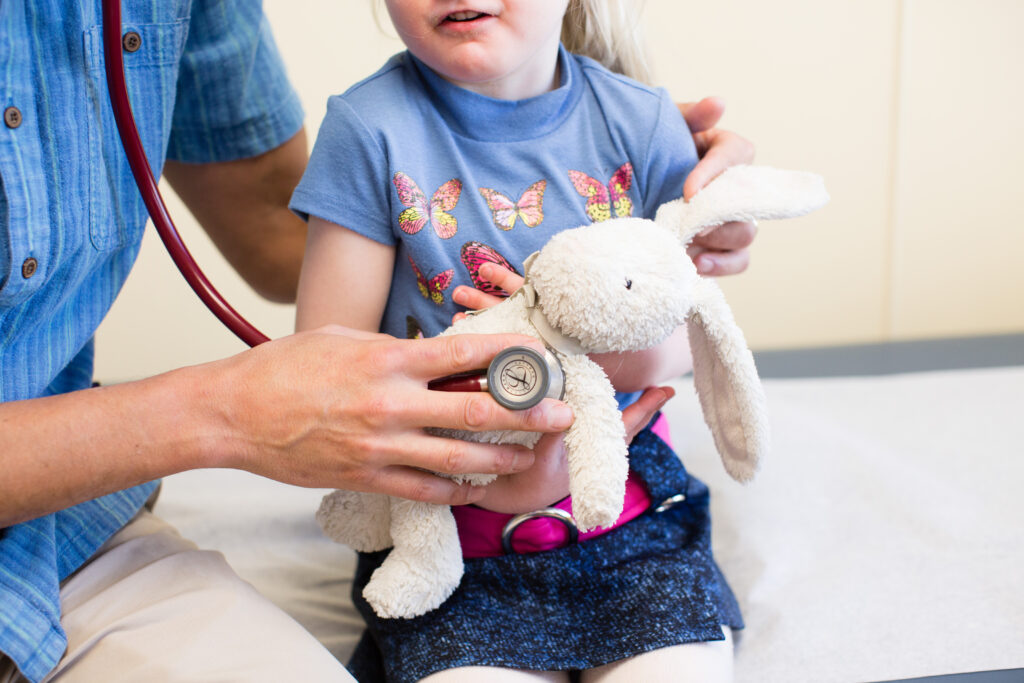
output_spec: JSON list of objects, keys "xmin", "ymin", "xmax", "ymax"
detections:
[
  {"xmin": 567, "ymin": 162, "xmax": 634, "ymax": 223},
  {"xmin": 478, "ymin": 180, "xmax": 547, "ymax": 231},
  {"xmin": 393, "ymin": 171, "xmax": 462, "ymax": 239},
  {"xmin": 460, "ymin": 241, "xmax": 519, "ymax": 296},
  {"xmin": 409, "ymin": 255, "xmax": 453, "ymax": 305}
]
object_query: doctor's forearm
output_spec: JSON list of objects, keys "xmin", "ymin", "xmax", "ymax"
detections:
[
  {"xmin": 163, "ymin": 128, "xmax": 309, "ymax": 303},
  {"xmin": 0, "ymin": 365, "xmax": 228, "ymax": 528}
]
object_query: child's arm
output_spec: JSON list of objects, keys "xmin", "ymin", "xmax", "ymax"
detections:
[
  {"xmin": 295, "ymin": 215, "xmax": 394, "ymax": 333},
  {"xmin": 589, "ymin": 327, "xmax": 693, "ymax": 392}
]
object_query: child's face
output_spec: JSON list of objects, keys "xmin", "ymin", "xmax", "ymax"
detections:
[{"xmin": 383, "ymin": 0, "xmax": 569, "ymax": 99}]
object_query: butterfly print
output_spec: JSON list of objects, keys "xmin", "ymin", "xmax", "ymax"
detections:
[
  {"xmin": 567, "ymin": 162, "xmax": 634, "ymax": 222},
  {"xmin": 460, "ymin": 241, "xmax": 519, "ymax": 296},
  {"xmin": 409, "ymin": 255, "xmax": 453, "ymax": 305},
  {"xmin": 406, "ymin": 315, "xmax": 424, "ymax": 339},
  {"xmin": 393, "ymin": 171, "xmax": 462, "ymax": 239},
  {"xmin": 478, "ymin": 180, "xmax": 547, "ymax": 231}
]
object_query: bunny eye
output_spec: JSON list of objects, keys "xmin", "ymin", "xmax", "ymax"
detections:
[{"xmin": 625, "ymin": 278, "xmax": 633, "ymax": 290}]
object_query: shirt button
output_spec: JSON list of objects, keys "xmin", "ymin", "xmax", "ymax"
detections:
[
  {"xmin": 122, "ymin": 31, "xmax": 142, "ymax": 53},
  {"xmin": 4, "ymin": 106, "xmax": 22, "ymax": 129},
  {"xmin": 21, "ymin": 257, "xmax": 38, "ymax": 279}
]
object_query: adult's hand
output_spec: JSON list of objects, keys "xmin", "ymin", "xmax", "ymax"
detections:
[
  {"xmin": 678, "ymin": 97, "xmax": 758, "ymax": 277},
  {"xmin": 0, "ymin": 328, "xmax": 573, "ymax": 527},
  {"xmin": 216, "ymin": 327, "xmax": 574, "ymax": 506}
]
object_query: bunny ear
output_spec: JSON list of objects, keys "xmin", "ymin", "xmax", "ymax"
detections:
[
  {"xmin": 655, "ymin": 165, "xmax": 829, "ymax": 245},
  {"xmin": 686, "ymin": 278, "xmax": 769, "ymax": 482}
]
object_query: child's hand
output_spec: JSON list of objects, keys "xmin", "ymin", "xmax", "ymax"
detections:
[
  {"xmin": 451, "ymin": 262, "xmax": 525, "ymax": 323},
  {"xmin": 472, "ymin": 386, "xmax": 675, "ymax": 514}
]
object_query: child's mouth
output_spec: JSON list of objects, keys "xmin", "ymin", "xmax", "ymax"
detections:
[{"xmin": 445, "ymin": 11, "xmax": 488, "ymax": 23}]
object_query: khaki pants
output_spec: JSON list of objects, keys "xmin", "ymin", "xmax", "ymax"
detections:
[{"xmin": 0, "ymin": 512, "xmax": 353, "ymax": 682}]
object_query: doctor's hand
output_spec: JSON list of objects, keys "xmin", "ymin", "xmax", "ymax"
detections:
[
  {"xmin": 678, "ymin": 97, "xmax": 758, "ymax": 277},
  {"xmin": 215, "ymin": 326, "xmax": 574, "ymax": 506}
]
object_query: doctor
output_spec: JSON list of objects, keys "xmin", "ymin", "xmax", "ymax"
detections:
[{"xmin": 0, "ymin": 2, "xmax": 756, "ymax": 681}]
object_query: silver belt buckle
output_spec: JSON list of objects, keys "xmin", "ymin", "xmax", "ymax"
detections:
[
  {"xmin": 653, "ymin": 493, "xmax": 687, "ymax": 513},
  {"xmin": 501, "ymin": 507, "xmax": 579, "ymax": 555}
]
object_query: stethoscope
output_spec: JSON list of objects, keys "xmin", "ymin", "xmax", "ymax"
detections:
[{"xmin": 102, "ymin": 0, "xmax": 563, "ymax": 410}]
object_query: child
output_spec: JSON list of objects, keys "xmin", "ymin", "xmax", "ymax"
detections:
[{"xmin": 292, "ymin": 1, "xmax": 743, "ymax": 680}]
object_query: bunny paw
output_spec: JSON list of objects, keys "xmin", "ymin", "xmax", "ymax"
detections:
[
  {"xmin": 571, "ymin": 496, "xmax": 622, "ymax": 533},
  {"xmin": 363, "ymin": 553, "xmax": 463, "ymax": 619}
]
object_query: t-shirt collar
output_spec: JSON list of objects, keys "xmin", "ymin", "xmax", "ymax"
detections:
[{"xmin": 406, "ymin": 44, "xmax": 581, "ymax": 142}]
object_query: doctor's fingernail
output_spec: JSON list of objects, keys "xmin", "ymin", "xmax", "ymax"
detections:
[
  {"xmin": 548, "ymin": 403, "xmax": 574, "ymax": 428},
  {"xmin": 509, "ymin": 449, "xmax": 536, "ymax": 471},
  {"xmin": 696, "ymin": 256, "xmax": 715, "ymax": 274},
  {"xmin": 465, "ymin": 486, "xmax": 487, "ymax": 503}
]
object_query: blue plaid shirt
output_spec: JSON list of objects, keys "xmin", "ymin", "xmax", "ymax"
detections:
[{"xmin": 0, "ymin": 2, "xmax": 303, "ymax": 680}]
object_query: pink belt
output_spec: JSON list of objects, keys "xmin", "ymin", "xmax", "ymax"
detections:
[{"xmin": 453, "ymin": 414, "xmax": 673, "ymax": 558}]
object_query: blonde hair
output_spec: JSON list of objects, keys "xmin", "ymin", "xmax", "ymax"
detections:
[{"xmin": 561, "ymin": 0, "xmax": 652, "ymax": 84}]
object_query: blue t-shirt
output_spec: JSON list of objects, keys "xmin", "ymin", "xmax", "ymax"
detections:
[
  {"xmin": 291, "ymin": 47, "xmax": 697, "ymax": 344},
  {"xmin": 0, "ymin": 2, "xmax": 304, "ymax": 680}
]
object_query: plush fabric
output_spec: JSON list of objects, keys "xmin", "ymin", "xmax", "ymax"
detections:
[{"xmin": 316, "ymin": 166, "xmax": 827, "ymax": 619}]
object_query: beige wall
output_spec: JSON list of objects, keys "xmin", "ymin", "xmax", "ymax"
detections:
[{"xmin": 94, "ymin": 0, "xmax": 1024, "ymax": 382}]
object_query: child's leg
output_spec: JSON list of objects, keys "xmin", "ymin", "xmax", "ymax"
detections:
[
  {"xmin": 580, "ymin": 627, "xmax": 733, "ymax": 683},
  {"xmin": 421, "ymin": 667, "xmax": 570, "ymax": 682}
]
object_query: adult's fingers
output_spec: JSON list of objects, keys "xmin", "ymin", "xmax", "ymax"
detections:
[
  {"xmin": 683, "ymin": 128, "xmax": 756, "ymax": 200},
  {"xmin": 689, "ymin": 220, "xmax": 757, "ymax": 252},
  {"xmin": 677, "ymin": 96, "xmax": 726, "ymax": 134},
  {"xmin": 400, "ymin": 332, "xmax": 548, "ymax": 380},
  {"xmin": 404, "ymin": 388, "xmax": 575, "ymax": 436},
  {"xmin": 622, "ymin": 386, "xmax": 675, "ymax": 444},
  {"xmin": 369, "ymin": 429, "xmax": 539, "ymax": 478},
  {"xmin": 688, "ymin": 245, "xmax": 752, "ymax": 277},
  {"xmin": 364, "ymin": 465, "xmax": 489, "ymax": 506}
]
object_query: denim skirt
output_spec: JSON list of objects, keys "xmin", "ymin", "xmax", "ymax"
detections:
[{"xmin": 348, "ymin": 423, "xmax": 743, "ymax": 683}]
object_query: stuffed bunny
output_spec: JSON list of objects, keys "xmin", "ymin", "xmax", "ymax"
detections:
[{"xmin": 318, "ymin": 165, "xmax": 829, "ymax": 619}]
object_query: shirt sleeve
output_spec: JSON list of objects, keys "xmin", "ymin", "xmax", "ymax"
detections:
[
  {"xmin": 166, "ymin": 0, "xmax": 304, "ymax": 163},
  {"xmin": 288, "ymin": 95, "xmax": 396, "ymax": 246},
  {"xmin": 639, "ymin": 90, "xmax": 699, "ymax": 217}
]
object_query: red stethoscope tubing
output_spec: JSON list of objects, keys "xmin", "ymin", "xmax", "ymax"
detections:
[
  {"xmin": 101, "ymin": 0, "xmax": 484, "ymax": 392},
  {"xmin": 102, "ymin": 0, "xmax": 270, "ymax": 347}
]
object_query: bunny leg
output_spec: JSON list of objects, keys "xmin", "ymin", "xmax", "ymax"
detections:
[
  {"xmin": 560, "ymin": 355, "xmax": 630, "ymax": 532},
  {"xmin": 362, "ymin": 497, "xmax": 464, "ymax": 619},
  {"xmin": 316, "ymin": 490, "xmax": 393, "ymax": 552}
]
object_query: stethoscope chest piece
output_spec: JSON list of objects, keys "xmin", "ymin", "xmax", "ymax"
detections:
[{"xmin": 485, "ymin": 346, "xmax": 565, "ymax": 410}]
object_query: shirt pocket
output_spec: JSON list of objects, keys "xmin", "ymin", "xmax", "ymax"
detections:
[{"xmin": 83, "ymin": 20, "xmax": 188, "ymax": 252}]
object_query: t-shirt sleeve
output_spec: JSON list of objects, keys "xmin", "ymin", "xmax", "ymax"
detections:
[
  {"xmin": 639, "ymin": 90, "xmax": 699, "ymax": 217},
  {"xmin": 288, "ymin": 96, "xmax": 396, "ymax": 245},
  {"xmin": 166, "ymin": 0, "xmax": 304, "ymax": 163}
]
